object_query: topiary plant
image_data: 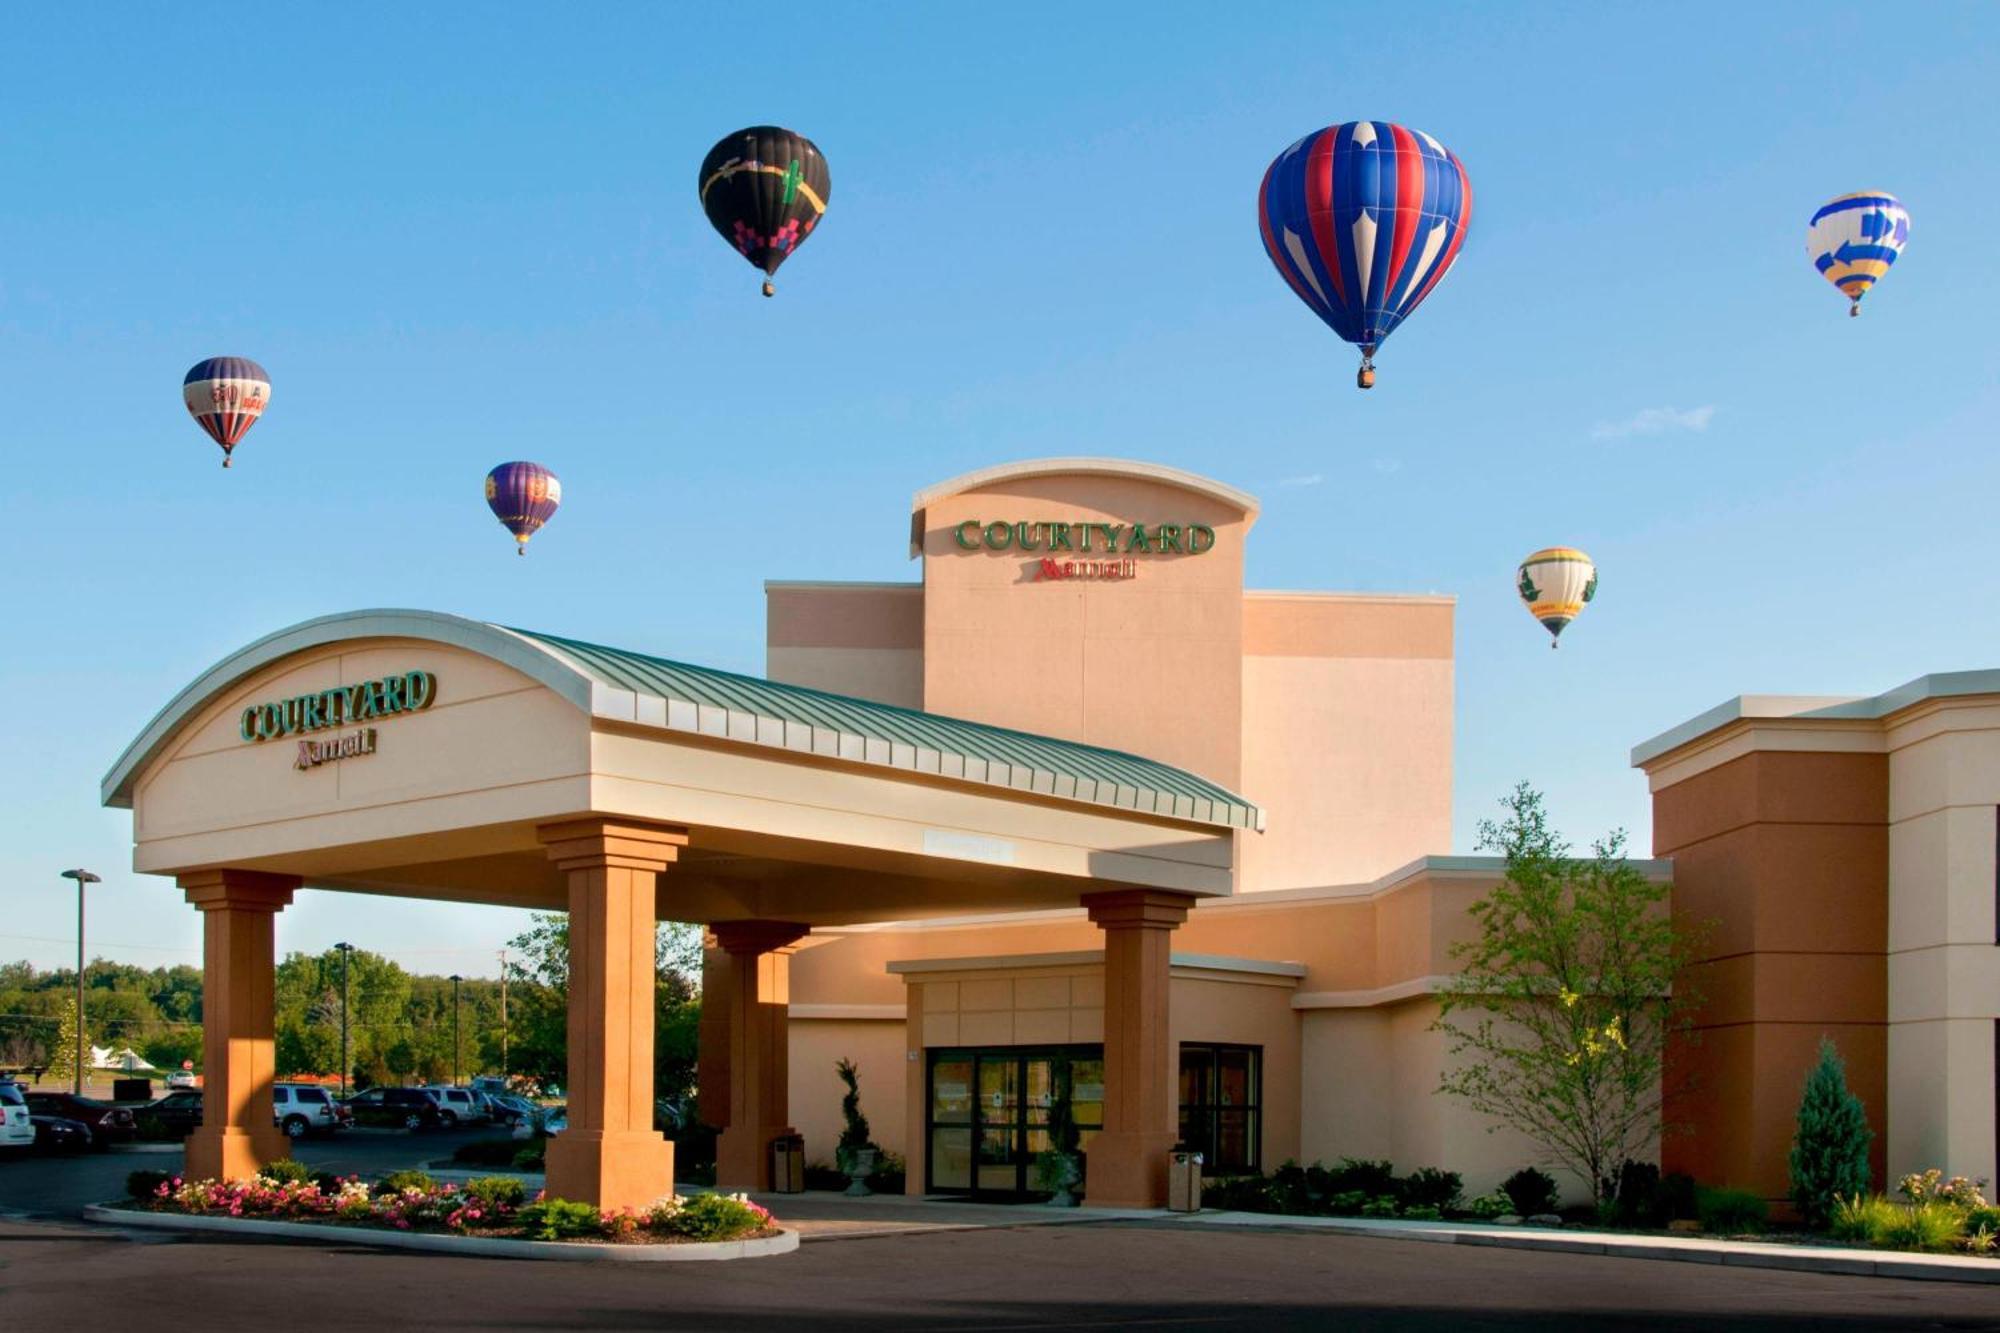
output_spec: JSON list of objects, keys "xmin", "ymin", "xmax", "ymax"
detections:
[
  {"xmin": 834, "ymin": 1057, "xmax": 875, "ymax": 1174},
  {"xmin": 1788, "ymin": 1037, "xmax": 1874, "ymax": 1229}
]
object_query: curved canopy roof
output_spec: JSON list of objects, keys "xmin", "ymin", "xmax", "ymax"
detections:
[{"xmin": 103, "ymin": 609, "xmax": 1263, "ymax": 831}]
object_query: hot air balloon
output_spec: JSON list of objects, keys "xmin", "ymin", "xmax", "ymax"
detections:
[
  {"xmin": 1517, "ymin": 548, "xmax": 1596, "ymax": 648},
  {"xmin": 485, "ymin": 462, "xmax": 562, "ymax": 555},
  {"xmin": 183, "ymin": 357, "xmax": 271, "ymax": 467},
  {"xmin": 1258, "ymin": 122, "xmax": 1472, "ymax": 389},
  {"xmin": 698, "ymin": 126, "xmax": 830, "ymax": 297},
  {"xmin": 1807, "ymin": 192, "xmax": 1909, "ymax": 316}
]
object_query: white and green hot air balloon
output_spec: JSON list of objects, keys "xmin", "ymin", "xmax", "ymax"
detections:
[{"xmin": 1516, "ymin": 548, "xmax": 1597, "ymax": 648}]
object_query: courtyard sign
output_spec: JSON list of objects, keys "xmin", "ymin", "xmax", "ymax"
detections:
[
  {"xmin": 238, "ymin": 670, "xmax": 437, "ymax": 743},
  {"xmin": 951, "ymin": 520, "xmax": 1216, "ymax": 556}
]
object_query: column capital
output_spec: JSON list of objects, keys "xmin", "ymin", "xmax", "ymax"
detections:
[
  {"xmin": 178, "ymin": 869, "xmax": 298, "ymax": 913},
  {"xmin": 537, "ymin": 818, "xmax": 689, "ymax": 873},
  {"xmin": 709, "ymin": 919, "xmax": 810, "ymax": 957},
  {"xmin": 1082, "ymin": 888, "xmax": 1196, "ymax": 931}
]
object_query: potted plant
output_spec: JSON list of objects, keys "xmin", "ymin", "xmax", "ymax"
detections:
[
  {"xmin": 1033, "ymin": 1053, "xmax": 1083, "ymax": 1206},
  {"xmin": 834, "ymin": 1058, "xmax": 879, "ymax": 1197}
]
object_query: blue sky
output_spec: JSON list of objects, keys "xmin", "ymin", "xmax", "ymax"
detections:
[{"xmin": 3, "ymin": 4, "xmax": 1996, "ymax": 977}]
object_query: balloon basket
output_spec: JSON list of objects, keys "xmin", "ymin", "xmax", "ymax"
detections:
[
  {"xmin": 1849, "ymin": 303, "xmax": 1860, "ymax": 318},
  {"xmin": 1356, "ymin": 364, "xmax": 1375, "ymax": 391},
  {"xmin": 762, "ymin": 281, "xmax": 776, "ymax": 298}
]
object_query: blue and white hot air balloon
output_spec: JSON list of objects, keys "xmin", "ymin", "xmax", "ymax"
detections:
[
  {"xmin": 1257, "ymin": 121, "xmax": 1473, "ymax": 388},
  {"xmin": 1806, "ymin": 192, "xmax": 1909, "ymax": 316}
]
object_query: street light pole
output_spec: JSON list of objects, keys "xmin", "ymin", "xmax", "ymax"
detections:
[
  {"xmin": 448, "ymin": 975, "xmax": 463, "ymax": 1086},
  {"xmin": 497, "ymin": 949, "xmax": 509, "ymax": 1080},
  {"xmin": 59, "ymin": 870, "xmax": 100, "ymax": 1096},
  {"xmin": 334, "ymin": 942, "xmax": 355, "ymax": 1098}
]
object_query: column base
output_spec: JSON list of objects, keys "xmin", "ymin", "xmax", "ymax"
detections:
[
  {"xmin": 544, "ymin": 1130, "xmax": 676, "ymax": 1212},
  {"xmin": 1083, "ymin": 1130, "xmax": 1177, "ymax": 1208},
  {"xmin": 183, "ymin": 1125, "xmax": 289, "ymax": 1182},
  {"xmin": 715, "ymin": 1123, "xmax": 796, "ymax": 1191}
]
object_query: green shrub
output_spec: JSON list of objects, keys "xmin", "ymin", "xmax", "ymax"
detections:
[
  {"xmin": 463, "ymin": 1176, "xmax": 526, "ymax": 1210},
  {"xmin": 259, "ymin": 1158, "xmax": 312, "ymax": 1186},
  {"xmin": 873, "ymin": 1149, "xmax": 909, "ymax": 1196},
  {"xmin": 1465, "ymin": 1193, "xmax": 1512, "ymax": 1220},
  {"xmin": 1695, "ymin": 1186, "xmax": 1768, "ymax": 1234},
  {"xmin": 1502, "ymin": 1167, "xmax": 1559, "ymax": 1217},
  {"xmin": 1788, "ymin": 1038, "xmax": 1874, "ymax": 1229},
  {"xmin": 126, "ymin": 1169, "xmax": 171, "ymax": 1200},
  {"xmin": 1360, "ymin": 1195, "xmax": 1399, "ymax": 1217},
  {"xmin": 1876, "ymin": 1201, "xmax": 1965, "ymax": 1253},
  {"xmin": 1328, "ymin": 1189, "xmax": 1368, "ymax": 1215},
  {"xmin": 519, "ymin": 1197, "xmax": 605, "ymax": 1241},
  {"xmin": 1400, "ymin": 1168, "xmax": 1462, "ymax": 1211},
  {"xmin": 1401, "ymin": 1204, "xmax": 1443, "ymax": 1221},
  {"xmin": 1324, "ymin": 1158, "xmax": 1398, "ymax": 1198},
  {"xmin": 511, "ymin": 1145, "xmax": 546, "ymax": 1173},
  {"xmin": 651, "ymin": 1192, "xmax": 768, "ymax": 1242},
  {"xmin": 452, "ymin": 1137, "xmax": 523, "ymax": 1167},
  {"xmin": 1829, "ymin": 1194, "xmax": 1900, "ymax": 1243},
  {"xmin": 1963, "ymin": 1204, "xmax": 2000, "ymax": 1235},
  {"xmin": 1198, "ymin": 1175, "xmax": 1271, "ymax": 1213},
  {"xmin": 375, "ymin": 1169, "xmax": 438, "ymax": 1196}
]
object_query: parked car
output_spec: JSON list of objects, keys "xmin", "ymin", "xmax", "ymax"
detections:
[
  {"xmin": 166, "ymin": 1070, "xmax": 197, "ymax": 1090},
  {"xmin": 485, "ymin": 1092, "xmax": 536, "ymax": 1127},
  {"xmin": 31, "ymin": 1114, "xmax": 91, "ymax": 1154},
  {"xmin": 271, "ymin": 1083, "xmax": 342, "ymax": 1139},
  {"xmin": 146, "ymin": 1088, "xmax": 204, "ymax": 1137},
  {"xmin": 25, "ymin": 1092, "xmax": 136, "ymax": 1148},
  {"xmin": 340, "ymin": 1086, "xmax": 443, "ymax": 1130},
  {"xmin": 510, "ymin": 1103, "xmax": 565, "ymax": 1141},
  {"xmin": 0, "ymin": 1081, "xmax": 34, "ymax": 1154},
  {"xmin": 420, "ymin": 1086, "xmax": 483, "ymax": 1127}
]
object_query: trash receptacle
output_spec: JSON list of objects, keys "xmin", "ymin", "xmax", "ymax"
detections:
[
  {"xmin": 1167, "ymin": 1147, "xmax": 1204, "ymax": 1213},
  {"xmin": 769, "ymin": 1134, "xmax": 806, "ymax": 1193}
]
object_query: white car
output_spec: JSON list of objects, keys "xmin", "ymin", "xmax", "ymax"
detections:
[
  {"xmin": 272, "ymin": 1083, "xmax": 342, "ymax": 1139},
  {"xmin": 0, "ymin": 1081, "xmax": 33, "ymax": 1152},
  {"xmin": 166, "ymin": 1070, "xmax": 197, "ymax": 1090},
  {"xmin": 420, "ymin": 1086, "xmax": 483, "ymax": 1127}
]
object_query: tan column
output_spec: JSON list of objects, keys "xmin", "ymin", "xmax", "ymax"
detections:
[
  {"xmin": 1083, "ymin": 889, "xmax": 1193, "ymax": 1208},
  {"xmin": 711, "ymin": 920, "xmax": 809, "ymax": 1190},
  {"xmin": 180, "ymin": 869, "xmax": 297, "ymax": 1182},
  {"xmin": 538, "ymin": 819, "xmax": 688, "ymax": 1212}
]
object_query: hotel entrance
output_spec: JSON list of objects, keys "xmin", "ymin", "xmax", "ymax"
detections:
[{"xmin": 926, "ymin": 1046, "xmax": 1104, "ymax": 1198}]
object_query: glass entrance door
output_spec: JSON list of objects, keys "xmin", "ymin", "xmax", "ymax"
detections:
[{"xmin": 927, "ymin": 1046, "xmax": 1104, "ymax": 1198}]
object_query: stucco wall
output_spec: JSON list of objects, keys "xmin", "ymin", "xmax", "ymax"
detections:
[
  {"xmin": 787, "ymin": 1018, "xmax": 907, "ymax": 1171},
  {"xmin": 765, "ymin": 583, "xmax": 924, "ymax": 709}
]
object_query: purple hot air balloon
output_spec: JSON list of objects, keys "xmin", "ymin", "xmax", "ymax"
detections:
[
  {"xmin": 485, "ymin": 462, "xmax": 562, "ymax": 555},
  {"xmin": 183, "ymin": 356, "xmax": 271, "ymax": 466}
]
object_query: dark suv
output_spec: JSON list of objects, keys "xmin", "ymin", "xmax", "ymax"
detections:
[
  {"xmin": 146, "ymin": 1088, "xmax": 204, "ymax": 1137},
  {"xmin": 24, "ymin": 1092, "xmax": 137, "ymax": 1149},
  {"xmin": 340, "ymin": 1086, "xmax": 444, "ymax": 1130}
]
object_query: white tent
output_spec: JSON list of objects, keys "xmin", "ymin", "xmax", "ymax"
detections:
[{"xmin": 90, "ymin": 1045, "xmax": 157, "ymax": 1072}]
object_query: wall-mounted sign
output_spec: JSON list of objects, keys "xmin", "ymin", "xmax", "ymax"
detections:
[
  {"xmin": 296, "ymin": 727, "xmax": 377, "ymax": 771},
  {"xmin": 239, "ymin": 670, "xmax": 437, "ymax": 743},
  {"xmin": 951, "ymin": 520, "xmax": 1216, "ymax": 556},
  {"xmin": 1035, "ymin": 559, "xmax": 1135, "ymax": 581}
]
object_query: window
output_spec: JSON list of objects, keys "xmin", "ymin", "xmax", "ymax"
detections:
[
  {"xmin": 297, "ymin": 1088, "xmax": 328, "ymax": 1105},
  {"xmin": 0, "ymin": 1084, "xmax": 23, "ymax": 1107},
  {"xmin": 273, "ymin": 1088, "xmax": 290, "ymax": 1104},
  {"xmin": 1178, "ymin": 1044, "xmax": 1261, "ymax": 1174}
]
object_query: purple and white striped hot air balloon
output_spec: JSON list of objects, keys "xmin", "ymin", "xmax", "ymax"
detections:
[
  {"xmin": 183, "ymin": 356, "xmax": 271, "ymax": 467},
  {"xmin": 485, "ymin": 461, "xmax": 562, "ymax": 555}
]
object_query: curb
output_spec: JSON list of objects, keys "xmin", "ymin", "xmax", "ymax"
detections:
[
  {"xmin": 1173, "ymin": 1212, "xmax": 2000, "ymax": 1285},
  {"xmin": 80, "ymin": 1206, "xmax": 799, "ymax": 1262},
  {"xmin": 108, "ymin": 1144, "xmax": 184, "ymax": 1156}
]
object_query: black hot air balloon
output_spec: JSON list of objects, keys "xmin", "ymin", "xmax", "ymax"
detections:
[{"xmin": 698, "ymin": 126, "xmax": 830, "ymax": 296}]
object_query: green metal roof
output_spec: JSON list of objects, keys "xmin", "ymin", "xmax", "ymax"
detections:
[
  {"xmin": 511, "ymin": 626, "xmax": 1262, "ymax": 831},
  {"xmin": 102, "ymin": 609, "xmax": 1261, "ymax": 831}
]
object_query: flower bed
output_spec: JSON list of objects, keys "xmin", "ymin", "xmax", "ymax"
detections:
[{"xmin": 115, "ymin": 1164, "xmax": 778, "ymax": 1248}]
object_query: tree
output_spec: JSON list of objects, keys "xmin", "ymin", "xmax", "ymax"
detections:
[
  {"xmin": 48, "ymin": 995, "xmax": 89, "ymax": 1079},
  {"xmin": 1788, "ymin": 1037, "xmax": 1873, "ymax": 1227},
  {"xmin": 1433, "ymin": 783, "xmax": 1701, "ymax": 1207}
]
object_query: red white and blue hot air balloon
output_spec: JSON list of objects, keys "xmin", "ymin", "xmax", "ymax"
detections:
[
  {"xmin": 1257, "ymin": 122, "xmax": 1472, "ymax": 388},
  {"xmin": 485, "ymin": 462, "xmax": 562, "ymax": 555},
  {"xmin": 182, "ymin": 356, "xmax": 271, "ymax": 466}
]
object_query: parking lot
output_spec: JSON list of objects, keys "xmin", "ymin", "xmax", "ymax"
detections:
[{"xmin": 0, "ymin": 1124, "xmax": 501, "ymax": 1220}]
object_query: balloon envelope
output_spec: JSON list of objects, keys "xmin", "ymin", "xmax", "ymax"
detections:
[
  {"xmin": 1258, "ymin": 122, "xmax": 1471, "ymax": 359},
  {"xmin": 183, "ymin": 356, "xmax": 271, "ymax": 466},
  {"xmin": 485, "ymin": 462, "xmax": 562, "ymax": 553},
  {"xmin": 1517, "ymin": 547, "xmax": 1596, "ymax": 646},
  {"xmin": 1807, "ymin": 192, "xmax": 1908, "ymax": 309},
  {"xmin": 698, "ymin": 126, "xmax": 830, "ymax": 288}
]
